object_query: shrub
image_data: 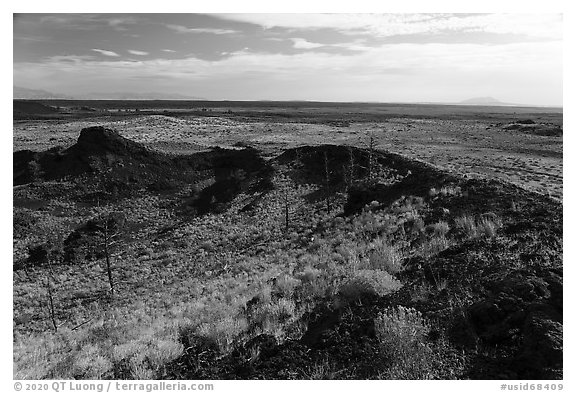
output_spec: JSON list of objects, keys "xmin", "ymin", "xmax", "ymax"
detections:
[
  {"xmin": 409, "ymin": 217, "xmax": 425, "ymax": 235},
  {"xmin": 375, "ymin": 306, "xmax": 465, "ymax": 379},
  {"xmin": 295, "ymin": 266, "xmax": 322, "ymax": 283},
  {"xmin": 196, "ymin": 315, "xmax": 248, "ymax": 353},
  {"xmin": 368, "ymin": 238, "xmax": 404, "ymax": 274},
  {"xmin": 455, "ymin": 214, "xmax": 502, "ymax": 239},
  {"xmin": 73, "ymin": 343, "xmax": 113, "ymax": 379},
  {"xmin": 419, "ymin": 236, "xmax": 452, "ymax": 259},
  {"xmin": 454, "ymin": 215, "xmax": 477, "ymax": 238},
  {"xmin": 273, "ymin": 274, "xmax": 301, "ymax": 298},
  {"xmin": 477, "ymin": 215, "xmax": 503, "ymax": 238},
  {"xmin": 339, "ymin": 269, "xmax": 402, "ymax": 303},
  {"xmin": 432, "ymin": 221, "xmax": 450, "ymax": 238},
  {"xmin": 248, "ymin": 297, "xmax": 299, "ymax": 341},
  {"xmin": 439, "ymin": 185, "xmax": 461, "ymax": 197},
  {"xmin": 375, "ymin": 306, "xmax": 436, "ymax": 379},
  {"xmin": 302, "ymin": 357, "xmax": 345, "ymax": 379}
]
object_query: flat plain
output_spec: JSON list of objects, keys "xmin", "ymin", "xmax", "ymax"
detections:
[{"xmin": 14, "ymin": 101, "xmax": 563, "ymax": 200}]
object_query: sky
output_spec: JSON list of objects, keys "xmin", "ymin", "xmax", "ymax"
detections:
[{"xmin": 13, "ymin": 13, "xmax": 563, "ymax": 105}]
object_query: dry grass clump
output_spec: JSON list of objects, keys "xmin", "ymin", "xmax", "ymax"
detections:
[
  {"xmin": 440, "ymin": 185, "xmax": 462, "ymax": 197},
  {"xmin": 302, "ymin": 357, "xmax": 347, "ymax": 380},
  {"xmin": 295, "ymin": 266, "xmax": 322, "ymax": 283},
  {"xmin": 248, "ymin": 298, "xmax": 299, "ymax": 340},
  {"xmin": 273, "ymin": 274, "xmax": 301, "ymax": 297},
  {"xmin": 454, "ymin": 214, "xmax": 476, "ymax": 236},
  {"xmin": 375, "ymin": 306, "xmax": 438, "ymax": 379},
  {"xmin": 196, "ymin": 315, "xmax": 249, "ymax": 353},
  {"xmin": 477, "ymin": 215, "xmax": 503, "ymax": 238},
  {"xmin": 431, "ymin": 221, "xmax": 450, "ymax": 237},
  {"xmin": 455, "ymin": 213, "xmax": 502, "ymax": 239},
  {"xmin": 368, "ymin": 237, "xmax": 404, "ymax": 274},
  {"xmin": 419, "ymin": 236, "xmax": 452, "ymax": 259},
  {"xmin": 429, "ymin": 185, "xmax": 462, "ymax": 198},
  {"xmin": 338, "ymin": 269, "xmax": 402, "ymax": 303}
]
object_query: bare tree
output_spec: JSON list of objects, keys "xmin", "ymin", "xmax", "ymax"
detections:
[
  {"xmin": 92, "ymin": 174, "xmax": 124, "ymax": 296},
  {"xmin": 344, "ymin": 146, "xmax": 356, "ymax": 192},
  {"xmin": 96, "ymin": 214, "xmax": 123, "ymax": 296},
  {"xmin": 44, "ymin": 260, "xmax": 58, "ymax": 332},
  {"xmin": 368, "ymin": 133, "xmax": 376, "ymax": 181},
  {"xmin": 323, "ymin": 151, "xmax": 332, "ymax": 214},
  {"xmin": 284, "ymin": 191, "xmax": 290, "ymax": 232},
  {"xmin": 43, "ymin": 241, "xmax": 64, "ymax": 332}
]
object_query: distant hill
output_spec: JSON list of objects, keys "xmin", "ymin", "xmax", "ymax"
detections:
[
  {"xmin": 458, "ymin": 97, "xmax": 511, "ymax": 106},
  {"xmin": 81, "ymin": 91, "xmax": 203, "ymax": 100},
  {"xmin": 14, "ymin": 86, "xmax": 72, "ymax": 100},
  {"xmin": 14, "ymin": 86, "xmax": 203, "ymax": 100},
  {"xmin": 13, "ymin": 100, "xmax": 58, "ymax": 114},
  {"xmin": 13, "ymin": 100, "xmax": 60, "ymax": 120},
  {"xmin": 456, "ymin": 97, "xmax": 561, "ymax": 108}
]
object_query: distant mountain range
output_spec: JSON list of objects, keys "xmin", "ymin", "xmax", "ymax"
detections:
[
  {"xmin": 78, "ymin": 91, "xmax": 203, "ymax": 100},
  {"xmin": 458, "ymin": 97, "xmax": 513, "ymax": 106},
  {"xmin": 416, "ymin": 97, "xmax": 558, "ymax": 108},
  {"xmin": 14, "ymin": 86, "xmax": 73, "ymax": 99},
  {"xmin": 13, "ymin": 88, "xmax": 558, "ymax": 107},
  {"xmin": 14, "ymin": 86, "xmax": 203, "ymax": 100}
]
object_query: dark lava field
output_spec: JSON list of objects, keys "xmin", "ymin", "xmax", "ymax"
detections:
[{"xmin": 13, "ymin": 101, "xmax": 562, "ymax": 380}]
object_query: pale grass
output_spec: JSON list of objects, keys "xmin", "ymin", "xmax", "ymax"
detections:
[{"xmin": 368, "ymin": 237, "xmax": 404, "ymax": 274}]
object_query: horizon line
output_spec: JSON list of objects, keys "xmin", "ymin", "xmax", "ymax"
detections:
[{"xmin": 12, "ymin": 97, "xmax": 563, "ymax": 109}]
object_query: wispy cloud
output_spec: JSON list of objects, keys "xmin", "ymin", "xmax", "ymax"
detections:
[
  {"xmin": 13, "ymin": 35, "xmax": 51, "ymax": 42},
  {"xmin": 92, "ymin": 49, "xmax": 120, "ymax": 57},
  {"xmin": 162, "ymin": 49, "xmax": 176, "ymax": 52},
  {"xmin": 291, "ymin": 38, "xmax": 325, "ymax": 49},
  {"xmin": 166, "ymin": 24, "xmax": 239, "ymax": 35},
  {"xmin": 128, "ymin": 50, "xmax": 149, "ymax": 56},
  {"xmin": 290, "ymin": 37, "xmax": 369, "ymax": 52},
  {"xmin": 107, "ymin": 16, "xmax": 139, "ymax": 29},
  {"xmin": 37, "ymin": 14, "xmax": 142, "ymax": 31},
  {"xmin": 46, "ymin": 55, "xmax": 94, "ymax": 63},
  {"xmin": 216, "ymin": 13, "xmax": 562, "ymax": 40}
]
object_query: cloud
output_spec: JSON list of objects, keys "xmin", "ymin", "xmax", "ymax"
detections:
[
  {"xmin": 92, "ymin": 49, "xmax": 120, "ymax": 57},
  {"xmin": 14, "ymin": 40, "xmax": 562, "ymax": 105},
  {"xmin": 37, "ymin": 14, "xmax": 142, "ymax": 31},
  {"xmin": 166, "ymin": 24, "xmax": 239, "ymax": 35},
  {"xmin": 107, "ymin": 16, "xmax": 139, "ymax": 29},
  {"xmin": 19, "ymin": 41, "xmax": 561, "ymax": 85},
  {"xmin": 46, "ymin": 55, "xmax": 94, "ymax": 63},
  {"xmin": 215, "ymin": 13, "xmax": 562, "ymax": 40},
  {"xmin": 128, "ymin": 50, "xmax": 149, "ymax": 56},
  {"xmin": 13, "ymin": 14, "xmax": 562, "ymax": 105},
  {"xmin": 289, "ymin": 37, "xmax": 370, "ymax": 53},
  {"xmin": 291, "ymin": 38, "xmax": 325, "ymax": 49}
]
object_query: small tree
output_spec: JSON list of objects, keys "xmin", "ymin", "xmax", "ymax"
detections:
[
  {"xmin": 44, "ymin": 257, "xmax": 58, "ymax": 332},
  {"xmin": 41, "ymin": 240, "xmax": 64, "ymax": 332},
  {"xmin": 344, "ymin": 146, "xmax": 356, "ymax": 192},
  {"xmin": 90, "ymin": 174, "xmax": 125, "ymax": 296},
  {"xmin": 284, "ymin": 191, "xmax": 290, "ymax": 232},
  {"xmin": 27, "ymin": 160, "xmax": 44, "ymax": 182},
  {"xmin": 94, "ymin": 212, "xmax": 124, "ymax": 296},
  {"xmin": 368, "ymin": 133, "xmax": 376, "ymax": 181},
  {"xmin": 323, "ymin": 151, "xmax": 332, "ymax": 214},
  {"xmin": 277, "ymin": 173, "xmax": 293, "ymax": 232}
]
